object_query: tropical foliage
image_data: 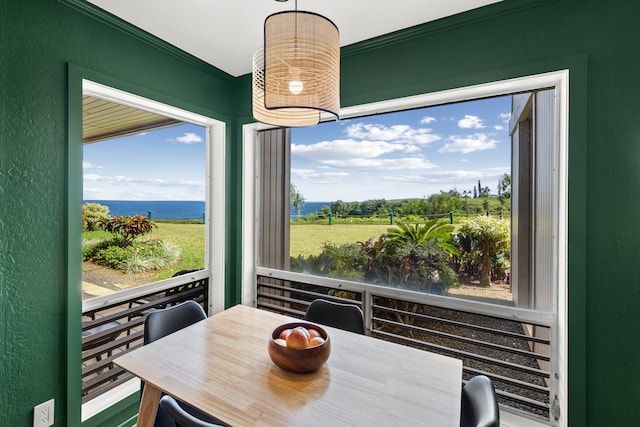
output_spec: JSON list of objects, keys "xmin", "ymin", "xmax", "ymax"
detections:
[
  {"xmin": 290, "ymin": 184, "xmax": 306, "ymax": 217},
  {"xmin": 99, "ymin": 215, "xmax": 156, "ymax": 247},
  {"xmin": 83, "ymin": 237, "xmax": 179, "ymax": 273},
  {"xmin": 457, "ymin": 215, "xmax": 510, "ymax": 287},
  {"xmin": 291, "ymin": 212, "xmax": 511, "ymax": 293},
  {"xmin": 384, "ymin": 219, "xmax": 456, "ymax": 256},
  {"xmin": 84, "ymin": 214, "xmax": 179, "ymax": 274},
  {"xmin": 82, "ymin": 202, "xmax": 110, "ymax": 231}
]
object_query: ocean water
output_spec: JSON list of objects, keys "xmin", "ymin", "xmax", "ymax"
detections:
[
  {"xmin": 290, "ymin": 201, "xmax": 331, "ymax": 218},
  {"xmin": 83, "ymin": 200, "xmax": 331, "ymax": 220},
  {"xmin": 84, "ymin": 200, "xmax": 206, "ymax": 220},
  {"xmin": 86, "ymin": 200, "xmax": 331, "ymax": 220}
]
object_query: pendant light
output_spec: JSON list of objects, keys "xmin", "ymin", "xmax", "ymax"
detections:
[{"xmin": 252, "ymin": 0, "xmax": 340, "ymax": 127}]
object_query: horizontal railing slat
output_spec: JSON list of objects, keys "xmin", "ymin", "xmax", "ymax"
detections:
[
  {"xmin": 81, "ymin": 278, "xmax": 209, "ymax": 403},
  {"xmin": 256, "ymin": 273, "xmax": 552, "ymax": 421},
  {"xmin": 373, "ymin": 317, "xmax": 551, "ymax": 361},
  {"xmin": 374, "ymin": 303, "xmax": 551, "ymax": 344}
]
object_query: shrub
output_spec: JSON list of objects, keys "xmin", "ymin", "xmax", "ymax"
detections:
[
  {"xmin": 83, "ymin": 238, "xmax": 180, "ymax": 273},
  {"xmin": 82, "ymin": 202, "xmax": 110, "ymax": 231},
  {"xmin": 457, "ymin": 215, "xmax": 510, "ymax": 287},
  {"xmin": 360, "ymin": 236, "xmax": 456, "ymax": 293},
  {"xmin": 99, "ymin": 215, "xmax": 156, "ymax": 247},
  {"xmin": 292, "ymin": 236, "xmax": 456, "ymax": 293}
]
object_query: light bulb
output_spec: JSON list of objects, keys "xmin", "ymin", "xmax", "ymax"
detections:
[{"xmin": 289, "ymin": 80, "xmax": 303, "ymax": 94}]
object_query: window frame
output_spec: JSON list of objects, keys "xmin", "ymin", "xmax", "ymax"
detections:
[
  {"xmin": 68, "ymin": 73, "xmax": 226, "ymax": 425},
  {"xmin": 243, "ymin": 70, "xmax": 569, "ymax": 426}
]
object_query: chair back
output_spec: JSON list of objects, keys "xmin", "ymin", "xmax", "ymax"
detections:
[
  {"xmin": 144, "ymin": 300, "xmax": 207, "ymax": 345},
  {"xmin": 460, "ymin": 375, "xmax": 500, "ymax": 427},
  {"xmin": 159, "ymin": 395, "xmax": 222, "ymax": 427},
  {"xmin": 304, "ymin": 299, "xmax": 365, "ymax": 335}
]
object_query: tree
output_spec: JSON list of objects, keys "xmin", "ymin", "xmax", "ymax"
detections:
[
  {"xmin": 424, "ymin": 193, "xmax": 461, "ymax": 215},
  {"xmin": 331, "ymin": 200, "xmax": 345, "ymax": 216},
  {"xmin": 290, "ymin": 184, "xmax": 305, "ymax": 218},
  {"xmin": 458, "ymin": 216, "xmax": 510, "ymax": 287},
  {"xmin": 498, "ymin": 173, "xmax": 511, "ymax": 199}
]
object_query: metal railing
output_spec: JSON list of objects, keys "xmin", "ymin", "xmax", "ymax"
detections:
[
  {"xmin": 81, "ymin": 274, "xmax": 209, "ymax": 403},
  {"xmin": 256, "ymin": 267, "xmax": 554, "ymax": 422}
]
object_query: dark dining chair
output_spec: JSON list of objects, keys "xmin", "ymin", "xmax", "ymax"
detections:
[
  {"xmin": 460, "ymin": 375, "xmax": 500, "ymax": 427},
  {"xmin": 159, "ymin": 395, "xmax": 223, "ymax": 427},
  {"xmin": 304, "ymin": 299, "xmax": 365, "ymax": 335},
  {"xmin": 143, "ymin": 301, "xmax": 222, "ymax": 427}
]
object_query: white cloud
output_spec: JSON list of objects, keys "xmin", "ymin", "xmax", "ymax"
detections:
[
  {"xmin": 494, "ymin": 125, "xmax": 504, "ymax": 130},
  {"xmin": 322, "ymin": 157, "xmax": 436, "ymax": 170},
  {"xmin": 83, "ymin": 173, "xmax": 204, "ymax": 189},
  {"xmin": 83, "ymin": 162, "xmax": 103, "ymax": 169},
  {"xmin": 173, "ymin": 132, "xmax": 203, "ymax": 144},
  {"xmin": 291, "ymin": 138, "xmax": 437, "ymax": 171},
  {"xmin": 500, "ymin": 112, "xmax": 511, "ymax": 123},
  {"xmin": 292, "ymin": 168, "xmax": 349, "ymax": 183},
  {"xmin": 438, "ymin": 134, "xmax": 498, "ymax": 154},
  {"xmin": 345, "ymin": 123, "xmax": 440, "ymax": 144},
  {"xmin": 292, "ymin": 139, "xmax": 405, "ymax": 161},
  {"xmin": 421, "ymin": 116, "xmax": 437, "ymax": 124},
  {"xmin": 83, "ymin": 173, "xmax": 103, "ymax": 180},
  {"xmin": 458, "ymin": 115, "xmax": 486, "ymax": 129}
]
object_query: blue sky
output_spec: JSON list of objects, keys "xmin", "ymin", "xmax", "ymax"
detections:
[
  {"xmin": 292, "ymin": 95, "xmax": 511, "ymax": 201},
  {"xmin": 83, "ymin": 96, "xmax": 511, "ymax": 202},
  {"xmin": 83, "ymin": 123, "xmax": 207, "ymax": 201}
]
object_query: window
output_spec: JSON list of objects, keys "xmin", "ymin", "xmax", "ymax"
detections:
[
  {"xmin": 82, "ymin": 116, "xmax": 207, "ymax": 298},
  {"xmin": 243, "ymin": 71, "xmax": 568, "ymax": 425},
  {"xmin": 77, "ymin": 80, "xmax": 227, "ymax": 420}
]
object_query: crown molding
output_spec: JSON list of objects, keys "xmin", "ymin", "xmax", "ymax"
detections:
[
  {"xmin": 58, "ymin": 0, "xmax": 234, "ymax": 81},
  {"xmin": 342, "ymin": 0, "xmax": 559, "ymax": 58}
]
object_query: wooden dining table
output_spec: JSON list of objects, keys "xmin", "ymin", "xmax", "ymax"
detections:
[{"xmin": 115, "ymin": 304, "xmax": 463, "ymax": 426}]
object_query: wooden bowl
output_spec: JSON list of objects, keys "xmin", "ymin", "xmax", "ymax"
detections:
[{"xmin": 268, "ymin": 322, "xmax": 331, "ymax": 373}]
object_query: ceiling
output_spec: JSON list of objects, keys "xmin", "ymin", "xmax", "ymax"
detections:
[
  {"xmin": 88, "ymin": 0, "xmax": 501, "ymax": 77},
  {"xmin": 83, "ymin": 96, "xmax": 181, "ymax": 143}
]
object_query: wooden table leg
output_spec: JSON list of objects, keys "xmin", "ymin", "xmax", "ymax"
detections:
[{"xmin": 136, "ymin": 384, "xmax": 162, "ymax": 427}]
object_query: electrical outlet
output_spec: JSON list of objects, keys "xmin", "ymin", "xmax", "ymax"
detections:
[{"xmin": 33, "ymin": 399, "xmax": 54, "ymax": 427}]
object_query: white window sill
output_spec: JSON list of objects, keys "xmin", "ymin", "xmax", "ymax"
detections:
[{"xmin": 81, "ymin": 378, "xmax": 140, "ymax": 423}]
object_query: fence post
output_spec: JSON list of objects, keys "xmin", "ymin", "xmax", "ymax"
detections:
[
  {"xmin": 390, "ymin": 212, "xmax": 394, "ymax": 225},
  {"xmin": 500, "ymin": 210, "xmax": 503, "ymax": 219},
  {"xmin": 486, "ymin": 211, "xmax": 490, "ymax": 216},
  {"xmin": 329, "ymin": 212, "xmax": 333, "ymax": 225},
  {"xmin": 449, "ymin": 212, "xmax": 454, "ymax": 224},
  {"xmin": 202, "ymin": 212, "xmax": 206, "ymax": 224},
  {"xmin": 148, "ymin": 210, "xmax": 152, "ymax": 219}
]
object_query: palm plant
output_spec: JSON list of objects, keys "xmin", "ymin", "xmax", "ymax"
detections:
[
  {"xmin": 385, "ymin": 219, "xmax": 456, "ymax": 255},
  {"xmin": 290, "ymin": 184, "xmax": 305, "ymax": 218}
]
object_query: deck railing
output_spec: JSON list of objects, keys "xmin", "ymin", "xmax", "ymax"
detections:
[
  {"xmin": 256, "ymin": 267, "xmax": 554, "ymax": 422},
  {"xmin": 81, "ymin": 274, "xmax": 209, "ymax": 403}
]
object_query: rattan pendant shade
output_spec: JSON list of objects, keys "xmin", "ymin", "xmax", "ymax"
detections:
[
  {"xmin": 252, "ymin": 47, "xmax": 320, "ymax": 127},
  {"xmin": 252, "ymin": 10, "xmax": 340, "ymax": 127}
]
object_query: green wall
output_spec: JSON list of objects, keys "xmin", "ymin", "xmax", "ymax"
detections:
[
  {"xmin": 0, "ymin": 0, "xmax": 237, "ymax": 425},
  {"xmin": 2, "ymin": 0, "xmax": 639, "ymax": 425},
  {"xmin": 239, "ymin": 1, "xmax": 637, "ymax": 425}
]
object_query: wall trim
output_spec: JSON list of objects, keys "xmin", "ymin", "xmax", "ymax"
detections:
[
  {"xmin": 67, "ymin": 63, "xmax": 228, "ymax": 425},
  {"xmin": 342, "ymin": 0, "xmax": 559, "ymax": 58},
  {"xmin": 58, "ymin": 0, "xmax": 233, "ymax": 81}
]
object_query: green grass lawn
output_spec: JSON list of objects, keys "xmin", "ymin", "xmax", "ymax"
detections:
[
  {"xmin": 149, "ymin": 223, "xmax": 205, "ymax": 278},
  {"xmin": 83, "ymin": 222, "xmax": 206, "ymax": 280},
  {"xmin": 290, "ymin": 224, "xmax": 390, "ymax": 257}
]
